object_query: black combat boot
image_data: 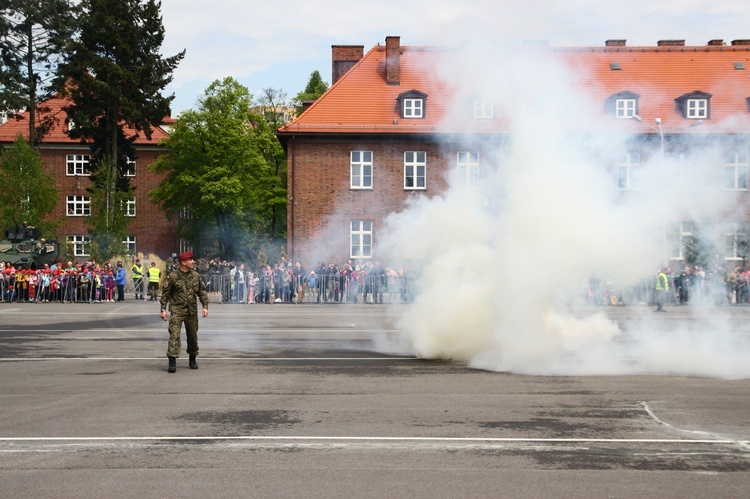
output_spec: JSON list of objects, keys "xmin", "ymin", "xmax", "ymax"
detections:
[
  {"xmin": 189, "ymin": 355, "xmax": 198, "ymax": 370},
  {"xmin": 168, "ymin": 356, "xmax": 176, "ymax": 373}
]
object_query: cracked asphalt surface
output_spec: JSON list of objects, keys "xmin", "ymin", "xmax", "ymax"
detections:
[{"xmin": 0, "ymin": 301, "xmax": 748, "ymax": 498}]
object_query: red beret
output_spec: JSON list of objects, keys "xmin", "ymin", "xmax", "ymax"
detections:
[{"xmin": 178, "ymin": 252, "xmax": 194, "ymax": 261}]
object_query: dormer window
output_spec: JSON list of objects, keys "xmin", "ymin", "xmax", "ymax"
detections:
[
  {"xmin": 676, "ymin": 91, "xmax": 711, "ymax": 120},
  {"xmin": 686, "ymin": 99, "xmax": 708, "ymax": 119},
  {"xmin": 397, "ymin": 90, "xmax": 427, "ymax": 119},
  {"xmin": 605, "ymin": 91, "xmax": 640, "ymax": 119},
  {"xmin": 473, "ymin": 99, "xmax": 494, "ymax": 119}
]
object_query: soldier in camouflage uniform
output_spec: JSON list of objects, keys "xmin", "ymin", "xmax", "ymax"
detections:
[{"xmin": 160, "ymin": 252, "xmax": 209, "ymax": 373}]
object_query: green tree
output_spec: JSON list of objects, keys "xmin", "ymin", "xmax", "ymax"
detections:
[
  {"xmin": 0, "ymin": 0, "xmax": 78, "ymax": 147},
  {"xmin": 57, "ymin": 0, "xmax": 184, "ymax": 245},
  {"xmin": 0, "ymin": 135, "xmax": 58, "ymax": 234},
  {"xmin": 253, "ymin": 87, "xmax": 290, "ymax": 130},
  {"xmin": 150, "ymin": 77, "xmax": 286, "ymax": 260},
  {"xmin": 292, "ymin": 70, "xmax": 328, "ymax": 115},
  {"xmin": 87, "ymin": 154, "xmax": 131, "ymax": 261}
]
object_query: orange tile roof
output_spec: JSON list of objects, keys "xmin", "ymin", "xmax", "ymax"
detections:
[
  {"xmin": 0, "ymin": 95, "xmax": 171, "ymax": 145},
  {"xmin": 278, "ymin": 42, "xmax": 750, "ymax": 136}
]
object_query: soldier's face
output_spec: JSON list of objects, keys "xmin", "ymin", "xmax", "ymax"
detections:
[{"xmin": 181, "ymin": 258, "xmax": 196, "ymax": 270}]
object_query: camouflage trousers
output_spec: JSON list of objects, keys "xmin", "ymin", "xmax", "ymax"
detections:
[{"xmin": 166, "ymin": 310, "xmax": 199, "ymax": 358}]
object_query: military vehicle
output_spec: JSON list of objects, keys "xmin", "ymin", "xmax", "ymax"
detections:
[{"xmin": 0, "ymin": 226, "xmax": 60, "ymax": 270}]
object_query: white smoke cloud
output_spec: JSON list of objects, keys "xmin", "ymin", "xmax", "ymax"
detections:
[{"xmin": 379, "ymin": 46, "xmax": 750, "ymax": 379}]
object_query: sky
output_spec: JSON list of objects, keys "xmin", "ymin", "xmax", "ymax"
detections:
[{"xmin": 159, "ymin": 0, "xmax": 750, "ymax": 116}]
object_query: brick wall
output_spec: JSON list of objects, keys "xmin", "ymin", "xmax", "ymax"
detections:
[
  {"xmin": 37, "ymin": 145, "xmax": 177, "ymax": 261},
  {"xmin": 287, "ymin": 135, "xmax": 457, "ymax": 266}
]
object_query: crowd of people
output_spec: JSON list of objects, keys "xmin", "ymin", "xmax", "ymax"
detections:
[
  {"xmin": 0, "ymin": 258, "xmax": 131, "ymax": 303},
  {"xmin": 5, "ymin": 254, "xmax": 750, "ymax": 307},
  {"xmin": 196, "ymin": 258, "xmax": 415, "ymax": 304},
  {"xmin": 587, "ymin": 262, "xmax": 750, "ymax": 307}
]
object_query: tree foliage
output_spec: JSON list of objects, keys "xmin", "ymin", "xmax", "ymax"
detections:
[
  {"xmin": 86, "ymin": 154, "xmax": 132, "ymax": 261},
  {"xmin": 0, "ymin": 0, "xmax": 78, "ymax": 146},
  {"xmin": 58, "ymin": 0, "xmax": 184, "ymax": 188},
  {"xmin": 292, "ymin": 70, "xmax": 328, "ymax": 115},
  {"xmin": 0, "ymin": 135, "xmax": 58, "ymax": 234},
  {"xmin": 149, "ymin": 77, "xmax": 286, "ymax": 261},
  {"xmin": 57, "ymin": 0, "xmax": 184, "ymax": 251}
]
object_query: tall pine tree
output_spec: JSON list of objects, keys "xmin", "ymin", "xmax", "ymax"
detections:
[
  {"xmin": 0, "ymin": 0, "xmax": 77, "ymax": 147},
  {"xmin": 57, "ymin": 0, "xmax": 184, "ymax": 249}
]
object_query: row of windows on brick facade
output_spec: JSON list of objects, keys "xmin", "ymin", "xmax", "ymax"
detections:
[
  {"xmin": 66, "ymin": 235, "xmax": 136, "ymax": 258},
  {"xmin": 351, "ymin": 151, "xmax": 478, "ymax": 189},
  {"xmin": 617, "ymin": 151, "xmax": 750, "ymax": 190},
  {"xmin": 349, "ymin": 217, "xmax": 750, "ymax": 262},
  {"xmin": 352, "ymin": 150, "xmax": 750, "ymax": 191},
  {"xmin": 66, "ymin": 154, "xmax": 136, "ymax": 177},
  {"xmin": 66, "ymin": 195, "xmax": 136, "ymax": 217}
]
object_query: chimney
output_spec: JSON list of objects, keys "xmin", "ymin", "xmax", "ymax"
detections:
[
  {"xmin": 301, "ymin": 100, "xmax": 316, "ymax": 113},
  {"xmin": 605, "ymin": 39, "xmax": 626, "ymax": 47},
  {"xmin": 385, "ymin": 36, "xmax": 401, "ymax": 85},
  {"xmin": 657, "ymin": 39, "xmax": 685, "ymax": 47},
  {"xmin": 707, "ymin": 39, "xmax": 724, "ymax": 46},
  {"xmin": 331, "ymin": 45, "xmax": 364, "ymax": 84},
  {"xmin": 731, "ymin": 39, "xmax": 750, "ymax": 46}
]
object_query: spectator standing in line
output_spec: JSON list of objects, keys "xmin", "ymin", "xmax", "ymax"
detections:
[
  {"xmin": 115, "ymin": 261, "xmax": 127, "ymax": 302},
  {"xmin": 235, "ymin": 263, "xmax": 246, "ymax": 303},
  {"xmin": 131, "ymin": 259, "xmax": 144, "ymax": 300},
  {"xmin": 655, "ymin": 267, "xmax": 669, "ymax": 312},
  {"xmin": 147, "ymin": 262, "xmax": 161, "ymax": 301}
]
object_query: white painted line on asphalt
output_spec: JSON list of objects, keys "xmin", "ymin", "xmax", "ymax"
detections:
[
  {"xmin": 0, "ymin": 435, "xmax": 747, "ymax": 445},
  {"xmin": 0, "ymin": 357, "xmax": 415, "ymax": 361},
  {"xmin": 0, "ymin": 329, "xmax": 400, "ymax": 333},
  {"xmin": 641, "ymin": 401, "xmax": 750, "ymax": 451}
]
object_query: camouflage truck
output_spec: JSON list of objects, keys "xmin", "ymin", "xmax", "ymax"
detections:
[{"xmin": 0, "ymin": 226, "xmax": 60, "ymax": 270}]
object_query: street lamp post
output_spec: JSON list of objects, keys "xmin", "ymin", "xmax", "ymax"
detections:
[
  {"xmin": 631, "ymin": 115, "xmax": 703, "ymax": 267},
  {"xmin": 633, "ymin": 115, "xmax": 702, "ymax": 160}
]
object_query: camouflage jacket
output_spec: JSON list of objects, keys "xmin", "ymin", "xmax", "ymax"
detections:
[{"xmin": 160, "ymin": 268, "xmax": 209, "ymax": 313}]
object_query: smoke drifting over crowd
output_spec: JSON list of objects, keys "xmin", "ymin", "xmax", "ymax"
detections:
[{"xmin": 379, "ymin": 48, "xmax": 750, "ymax": 379}]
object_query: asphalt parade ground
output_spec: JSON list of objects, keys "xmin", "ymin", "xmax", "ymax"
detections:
[{"xmin": 0, "ymin": 300, "xmax": 748, "ymax": 498}]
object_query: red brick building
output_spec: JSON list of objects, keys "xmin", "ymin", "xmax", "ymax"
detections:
[
  {"xmin": 0, "ymin": 96, "xmax": 178, "ymax": 261},
  {"xmin": 278, "ymin": 36, "xmax": 750, "ymax": 267}
]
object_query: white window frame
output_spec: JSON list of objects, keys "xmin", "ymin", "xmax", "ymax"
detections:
[
  {"xmin": 403, "ymin": 98, "xmax": 423, "ymax": 118},
  {"xmin": 350, "ymin": 151, "xmax": 373, "ymax": 189},
  {"xmin": 686, "ymin": 99, "xmax": 708, "ymax": 119},
  {"xmin": 122, "ymin": 235, "xmax": 136, "ymax": 254},
  {"xmin": 66, "ymin": 195, "xmax": 91, "ymax": 216},
  {"xmin": 350, "ymin": 220, "xmax": 373, "ymax": 259},
  {"xmin": 124, "ymin": 196, "xmax": 136, "ymax": 217},
  {"xmin": 473, "ymin": 99, "xmax": 493, "ymax": 119},
  {"xmin": 617, "ymin": 152, "xmax": 640, "ymax": 190},
  {"xmin": 67, "ymin": 235, "xmax": 91, "ymax": 257},
  {"xmin": 124, "ymin": 158, "xmax": 136, "ymax": 177},
  {"xmin": 457, "ymin": 152, "xmax": 479, "ymax": 188},
  {"xmin": 725, "ymin": 151, "xmax": 749, "ymax": 190},
  {"xmin": 615, "ymin": 99, "xmax": 636, "ymax": 119},
  {"xmin": 66, "ymin": 154, "xmax": 91, "ymax": 176},
  {"xmin": 674, "ymin": 221, "xmax": 694, "ymax": 260},
  {"xmin": 725, "ymin": 222, "xmax": 748, "ymax": 260},
  {"xmin": 404, "ymin": 151, "xmax": 426, "ymax": 190}
]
